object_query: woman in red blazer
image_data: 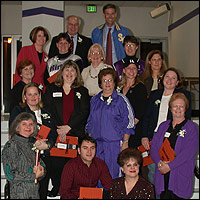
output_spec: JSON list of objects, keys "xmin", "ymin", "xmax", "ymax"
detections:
[{"xmin": 15, "ymin": 26, "xmax": 49, "ymax": 92}]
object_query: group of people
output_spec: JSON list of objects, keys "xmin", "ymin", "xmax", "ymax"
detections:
[{"xmin": 2, "ymin": 3, "xmax": 199, "ymax": 200}]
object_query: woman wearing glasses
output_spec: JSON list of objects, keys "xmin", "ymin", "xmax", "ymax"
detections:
[
  {"xmin": 81, "ymin": 43, "xmax": 112, "ymax": 97},
  {"xmin": 86, "ymin": 68, "xmax": 135, "ymax": 179}
]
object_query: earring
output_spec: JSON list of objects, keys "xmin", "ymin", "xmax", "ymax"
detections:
[{"xmin": 101, "ymin": 57, "xmax": 104, "ymax": 61}]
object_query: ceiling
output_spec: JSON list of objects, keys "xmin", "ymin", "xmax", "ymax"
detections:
[{"xmin": 1, "ymin": 1, "xmax": 169, "ymax": 8}]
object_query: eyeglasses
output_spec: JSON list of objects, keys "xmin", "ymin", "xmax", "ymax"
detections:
[
  {"xmin": 172, "ymin": 105, "xmax": 185, "ymax": 109},
  {"xmin": 102, "ymin": 79, "xmax": 113, "ymax": 83},
  {"xmin": 91, "ymin": 52, "xmax": 101, "ymax": 55},
  {"xmin": 125, "ymin": 44, "xmax": 136, "ymax": 48},
  {"xmin": 151, "ymin": 58, "xmax": 162, "ymax": 62}
]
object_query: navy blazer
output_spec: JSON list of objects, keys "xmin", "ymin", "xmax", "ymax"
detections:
[
  {"xmin": 142, "ymin": 88, "xmax": 191, "ymax": 140},
  {"xmin": 43, "ymin": 83, "xmax": 90, "ymax": 138},
  {"xmin": 48, "ymin": 33, "xmax": 92, "ymax": 68},
  {"xmin": 9, "ymin": 105, "xmax": 58, "ymax": 155}
]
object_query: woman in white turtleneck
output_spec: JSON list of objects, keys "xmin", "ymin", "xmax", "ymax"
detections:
[{"xmin": 81, "ymin": 43, "xmax": 112, "ymax": 97}]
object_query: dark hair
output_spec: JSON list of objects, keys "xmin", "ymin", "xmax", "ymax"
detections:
[
  {"xmin": 78, "ymin": 135, "xmax": 97, "ymax": 148},
  {"xmin": 117, "ymin": 148, "xmax": 143, "ymax": 167},
  {"xmin": 169, "ymin": 92, "xmax": 189, "ymax": 111},
  {"xmin": 161, "ymin": 67, "xmax": 183, "ymax": 89},
  {"xmin": 123, "ymin": 35, "xmax": 139, "ymax": 47},
  {"xmin": 9, "ymin": 112, "xmax": 38, "ymax": 138},
  {"xmin": 56, "ymin": 32, "xmax": 71, "ymax": 43},
  {"xmin": 16, "ymin": 59, "xmax": 35, "ymax": 76},
  {"xmin": 29, "ymin": 26, "xmax": 49, "ymax": 43},
  {"xmin": 103, "ymin": 4, "xmax": 117, "ymax": 13},
  {"xmin": 55, "ymin": 60, "xmax": 83, "ymax": 88},
  {"xmin": 98, "ymin": 68, "xmax": 118, "ymax": 89},
  {"xmin": 20, "ymin": 82, "xmax": 43, "ymax": 108}
]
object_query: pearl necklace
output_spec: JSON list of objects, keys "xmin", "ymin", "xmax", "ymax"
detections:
[{"xmin": 89, "ymin": 69, "xmax": 98, "ymax": 79}]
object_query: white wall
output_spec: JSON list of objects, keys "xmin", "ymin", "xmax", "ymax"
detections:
[
  {"xmin": 64, "ymin": 6, "xmax": 168, "ymax": 38},
  {"xmin": 168, "ymin": 1, "xmax": 199, "ymax": 77}
]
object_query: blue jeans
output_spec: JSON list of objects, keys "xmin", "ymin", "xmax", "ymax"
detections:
[{"xmin": 148, "ymin": 163, "xmax": 160, "ymax": 199}]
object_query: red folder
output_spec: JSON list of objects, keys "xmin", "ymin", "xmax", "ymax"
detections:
[
  {"xmin": 50, "ymin": 136, "xmax": 78, "ymax": 158},
  {"xmin": 36, "ymin": 124, "xmax": 51, "ymax": 140},
  {"xmin": 138, "ymin": 142, "xmax": 154, "ymax": 166},
  {"xmin": 79, "ymin": 187, "xmax": 103, "ymax": 199},
  {"xmin": 47, "ymin": 71, "xmax": 58, "ymax": 83},
  {"xmin": 159, "ymin": 138, "xmax": 176, "ymax": 162}
]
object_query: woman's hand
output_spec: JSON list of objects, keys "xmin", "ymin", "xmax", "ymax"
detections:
[
  {"xmin": 141, "ymin": 137, "xmax": 150, "ymax": 150},
  {"xmin": 158, "ymin": 160, "xmax": 170, "ymax": 174},
  {"xmin": 35, "ymin": 139, "xmax": 48, "ymax": 150},
  {"xmin": 57, "ymin": 125, "xmax": 71, "ymax": 142},
  {"xmin": 33, "ymin": 165, "xmax": 44, "ymax": 178},
  {"xmin": 121, "ymin": 141, "xmax": 129, "ymax": 151}
]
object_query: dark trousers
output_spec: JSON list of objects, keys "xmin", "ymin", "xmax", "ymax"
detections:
[
  {"xmin": 50, "ymin": 156, "xmax": 71, "ymax": 194},
  {"xmin": 160, "ymin": 190, "xmax": 183, "ymax": 199},
  {"xmin": 39, "ymin": 155, "xmax": 52, "ymax": 199}
]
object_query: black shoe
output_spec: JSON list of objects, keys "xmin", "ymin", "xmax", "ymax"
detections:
[{"xmin": 47, "ymin": 190, "xmax": 58, "ymax": 197}]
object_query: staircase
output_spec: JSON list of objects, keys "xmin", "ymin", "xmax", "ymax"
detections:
[{"xmin": 1, "ymin": 115, "xmax": 199, "ymax": 199}]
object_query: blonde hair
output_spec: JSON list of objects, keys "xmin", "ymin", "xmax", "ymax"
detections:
[
  {"xmin": 87, "ymin": 43, "xmax": 105, "ymax": 63},
  {"xmin": 20, "ymin": 82, "xmax": 43, "ymax": 108},
  {"xmin": 169, "ymin": 92, "xmax": 189, "ymax": 111}
]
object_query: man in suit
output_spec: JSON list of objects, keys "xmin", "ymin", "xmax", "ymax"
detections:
[{"xmin": 48, "ymin": 15, "xmax": 92, "ymax": 68}]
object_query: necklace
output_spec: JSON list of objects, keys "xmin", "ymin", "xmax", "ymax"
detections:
[{"xmin": 89, "ymin": 69, "xmax": 98, "ymax": 79}]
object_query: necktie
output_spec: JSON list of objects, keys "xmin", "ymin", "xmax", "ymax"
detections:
[
  {"xmin": 70, "ymin": 36, "xmax": 74, "ymax": 54},
  {"xmin": 106, "ymin": 28, "xmax": 112, "ymax": 65}
]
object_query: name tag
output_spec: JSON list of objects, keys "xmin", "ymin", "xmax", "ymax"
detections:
[
  {"xmin": 53, "ymin": 92, "xmax": 62, "ymax": 97},
  {"xmin": 164, "ymin": 132, "xmax": 171, "ymax": 138},
  {"xmin": 142, "ymin": 151, "xmax": 149, "ymax": 158}
]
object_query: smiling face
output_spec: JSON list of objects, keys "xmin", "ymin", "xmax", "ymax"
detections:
[
  {"xmin": 56, "ymin": 38, "xmax": 70, "ymax": 54},
  {"xmin": 163, "ymin": 70, "xmax": 179, "ymax": 90},
  {"xmin": 78, "ymin": 140, "xmax": 96, "ymax": 166},
  {"xmin": 124, "ymin": 42, "xmax": 138, "ymax": 56},
  {"xmin": 121, "ymin": 157, "xmax": 140, "ymax": 178},
  {"xmin": 21, "ymin": 64, "xmax": 34, "ymax": 83},
  {"xmin": 101, "ymin": 74, "xmax": 115, "ymax": 96},
  {"xmin": 171, "ymin": 98, "xmax": 186, "ymax": 119},
  {"xmin": 17, "ymin": 119, "xmax": 34, "ymax": 138},
  {"xmin": 90, "ymin": 46, "xmax": 103, "ymax": 65},
  {"xmin": 67, "ymin": 16, "xmax": 79, "ymax": 36},
  {"xmin": 62, "ymin": 66, "xmax": 77, "ymax": 85},
  {"xmin": 35, "ymin": 30, "xmax": 46, "ymax": 47},
  {"xmin": 123, "ymin": 63, "xmax": 138, "ymax": 80},
  {"xmin": 103, "ymin": 8, "xmax": 117, "ymax": 27},
  {"xmin": 24, "ymin": 86, "xmax": 40, "ymax": 109}
]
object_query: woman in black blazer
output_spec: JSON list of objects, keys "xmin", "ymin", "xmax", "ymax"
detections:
[{"xmin": 43, "ymin": 60, "xmax": 90, "ymax": 197}]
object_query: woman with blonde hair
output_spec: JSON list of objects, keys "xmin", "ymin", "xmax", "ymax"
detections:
[
  {"xmin": 9, "ymin": 82, "xmax": 58, "ymax": 199},
  {"xmin": 139, "ymin": 49, "xmax": 167, "ymax": 97},
  {"xmin": 81, "ymin": 43, "xmax": 112, "ymax": 97}
]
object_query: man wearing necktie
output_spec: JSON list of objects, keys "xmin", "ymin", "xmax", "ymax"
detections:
[{"xmin": 91, "ymin": 4, "xmax": 130, "ymax": 65}]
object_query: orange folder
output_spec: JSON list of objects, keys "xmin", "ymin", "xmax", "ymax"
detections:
[
  {"xmin": 47, "ymin": 71, "xmax": 58, "ymax": 83},
  {"xmin": 138, "ymin": 142, "xmax": 154, "ymax": 166},
  {"xmin": 36, "ymin": 124, "xmax": 51, "ymax": 140},
  {"xmin": 50, "ymin": 136, "xmax": 78, "ymax": 158},
  {"xmin": 79, "ymin": 187, "xmax": 103, "ymax": 199},
  {"xmin": 159, "ymin": 138, "xmax": 176, "ymax": 162}
]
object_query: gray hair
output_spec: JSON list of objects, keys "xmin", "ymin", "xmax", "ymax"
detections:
[
  {"xmin": 9, "ymin": 112, "xmax": 38, "ymax": 138},
  {"xmin": 66, "ymin": 15, "xmax": 81, "ymax": 25}
]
